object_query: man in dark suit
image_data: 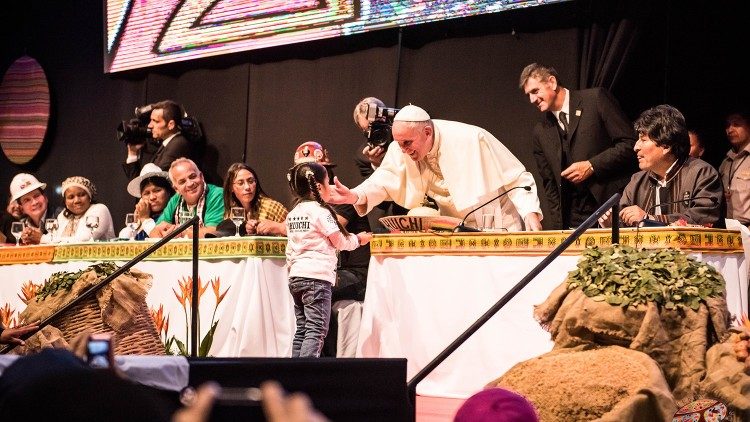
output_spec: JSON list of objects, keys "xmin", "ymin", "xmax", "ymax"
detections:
[
  {"xmin": 520, "ymin": 63, "xmax": 637, "ymax": 229},
  {"xmin": 122, "ymin": 100, "xmax": 194, "ymax": 180}
]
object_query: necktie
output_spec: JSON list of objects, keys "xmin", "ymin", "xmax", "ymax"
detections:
[{"xmin": 559, "ymin": 111, "xmax": 569, "ymax": 135}]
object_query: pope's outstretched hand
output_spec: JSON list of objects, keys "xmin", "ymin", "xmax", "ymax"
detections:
[{"xmin": 327, "ymin": 177, "xmax": 358, "ymax": 205}]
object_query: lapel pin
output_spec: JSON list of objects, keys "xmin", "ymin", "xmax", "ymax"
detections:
[{"xmin": 575, "ymin": 109, "xmax": 581, "ymax": 116}]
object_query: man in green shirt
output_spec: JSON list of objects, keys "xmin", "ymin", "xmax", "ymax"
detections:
[{"xmin": 150, "ymin": 158, "xmax": 224, "ymax": 238}]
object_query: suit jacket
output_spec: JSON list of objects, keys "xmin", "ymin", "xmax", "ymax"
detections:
[
  {"xmin": 123, "ymin": 133, "xmax": 193, "ymax": 180},
  {"xmin": 532, "ymin": 87, "xmax": 637, "ymax": 229}
]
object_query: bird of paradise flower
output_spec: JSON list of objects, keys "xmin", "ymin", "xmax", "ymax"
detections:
[
  {"xmin": 0, "ymin": 303, "xmax": 17, "ymax": 329},
  {"xmin": 151, "ymin": 275, "xmax": 228, "ymax": 357}
]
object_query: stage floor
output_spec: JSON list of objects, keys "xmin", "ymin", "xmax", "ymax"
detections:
[{"xmin": 416, "ymin": 395, "xmax": 466, "ymax": 421}]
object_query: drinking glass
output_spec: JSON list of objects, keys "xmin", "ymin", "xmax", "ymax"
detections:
[
  {"xmin": 481, "ymin": 213, "xmax": 494, "ymax": 232},
  {"xmin": 125, "ymin": 213, "xmax": 138, "ymax": 241},
  {"xmin": 10, "ymin": 222, "xmax": 24, "ymax": 246},
  {"xmin": 178, "ymin": 209, "xmax": 194, "ymax": 238},
  {"xmin": 45, "ymin": 218, "xmax": 59, "ymax": 243},
  {"xmin": 230, "ymin": 207, "xmax": 245, "ymax": 237},
  {"xmin": 85, "ymin": 215, "xmax": 99, "ymax": 241}
]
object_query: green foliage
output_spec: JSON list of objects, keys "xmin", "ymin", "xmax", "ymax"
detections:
[
  {"xmin": 567, "ymin": 245, "xmax": 725, "ymax": 310},
  {"xmin": 36, "ymin": 262, "xmax": 121, "ymax": 302}
]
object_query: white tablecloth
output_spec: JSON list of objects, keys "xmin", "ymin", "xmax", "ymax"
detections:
[
  {"xmin": 356, "ymin": 253, "xmax": 748, "ymax": 398},
  {"xmin": 0, "ymin": 257, "xmax": 294, "ymax": 358}
]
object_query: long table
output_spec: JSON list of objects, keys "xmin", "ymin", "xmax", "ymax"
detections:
[
  {"xmin": 0, "ymin": 237, "xmax": 294, "ymax": 358},
  {"xmin": 356, "ymin": 227, "xmax": 749, "ymax": 398}
]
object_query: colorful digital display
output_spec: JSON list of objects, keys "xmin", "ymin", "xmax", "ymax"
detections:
[{"xmin": 104, "ymin": 0, "xmax": 568, "ymax": 73}]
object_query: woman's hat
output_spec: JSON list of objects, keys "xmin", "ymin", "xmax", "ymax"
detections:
[
  {"xmin": 10, "ymin": 173, "xmax": 47, "ymax": 202},
  {"xmin": 61, "ymin": 176, "xmax": 97, "ymax": 200},
  {"xmin": 127, "ymin": 163, "xmax": 170, "ymax": 198},
  {"xmin": 293, "ymin": 141, "xmax": 336, "ymax": 167}
]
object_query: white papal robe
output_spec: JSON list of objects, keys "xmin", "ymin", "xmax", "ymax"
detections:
[{"xmin": 351, "ymin": 119, "xmax": 542, "ymax": 231}]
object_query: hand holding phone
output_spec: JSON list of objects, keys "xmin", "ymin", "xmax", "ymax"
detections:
[{"xmin": 87, "ymin": 333, "xmax": 115, "ymax": 369}]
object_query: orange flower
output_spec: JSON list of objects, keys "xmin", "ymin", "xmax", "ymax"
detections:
[
  {"xmin": 210, "ymin": 277, "xmax": 229, "ymax": 305},
  {"xmin": 0, "ymin": 303, "xmax": 17, "ymax": 329},
  {"xmin": 150, "ymin": 305, "xmax": 167, "ymax": 335},
  {"xmin": 741, "ymin": 313, "xmax": 750, "ymax": 330},
  {"xmin": 163, "ymin": 315, "xmax": 170, "ymax": 337},
  {"xmin": 17, "ymin": 280, "xmax": 41, "ymax": 305},
  {"xmin": 173, "ymin": 276, "xmax": 209, "ymax": 310}
]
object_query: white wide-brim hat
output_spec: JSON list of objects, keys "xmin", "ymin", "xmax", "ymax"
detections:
[
  {"xmin": 10, "ymin": 173, "xmax": 47, "ymax": 202},
  {"xmin": 127, "ymin": 163, "xmax": 170, "ymax": 198}
]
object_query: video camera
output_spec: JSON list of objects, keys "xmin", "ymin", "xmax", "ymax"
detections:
[
  {"xmin": 116, "ymin": 104, "xmax": 203, "ymax": 144},
  {"xmin": 364, "ymin": 104, "xmax": 400, "ymax": 148}
]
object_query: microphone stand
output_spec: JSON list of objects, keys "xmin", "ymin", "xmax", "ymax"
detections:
[
  {"xmin": 454, "ymin": 186, "xmax": 531, "ymax": 233},
  {"xmin": 406, "ymin": 193, "xmax": 621, "ymax": 403}
]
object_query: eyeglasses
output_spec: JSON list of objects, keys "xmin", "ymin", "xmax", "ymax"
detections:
[{"xmin": 234, "ymin": 178, "xmax": 256, "ymax": 187}]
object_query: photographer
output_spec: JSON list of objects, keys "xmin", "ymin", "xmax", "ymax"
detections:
[
  {"xmin": 352, "ymin": 97, "xmax": 407, "ymax": 231},
  {"xmin": 122, "ymin": 100, "xmax": 194, "ymax": 180}
]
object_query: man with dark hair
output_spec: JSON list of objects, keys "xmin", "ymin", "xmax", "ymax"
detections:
[
  {"xmin": 719, "ymin": 110, "xmax": 750, "ymax": 225},
  {"xmin": 123, "ymin": 100, "xmax": 194, "ymax": 180},
  {"xmin": 520, "ymin": 63, "xmax": 638, "ymax": 229},
  {"xmin": 600, "ymin": 105, "xmax": 724, "ymax": 228}
]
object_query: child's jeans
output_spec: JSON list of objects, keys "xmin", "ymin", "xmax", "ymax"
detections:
[{"xmin": 289, "ymin": 277, "xmax": 332, "ymax": 357}]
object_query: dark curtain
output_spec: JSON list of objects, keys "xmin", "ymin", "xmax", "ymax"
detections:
[{"xmin": 577, "ymin": 18, "xmax": 639, "ymax": 91}]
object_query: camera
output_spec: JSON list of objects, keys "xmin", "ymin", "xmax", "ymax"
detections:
[
  {"xmin": 364, "ymin": 103, "xmax": 400, "ymax": 148},
  {"xmin": 87, "ymin": 332, "xmax": 115, "ymax": 369},
  {"xmin": 116, "ymin": 104, "xmax": 204, "ymax": 144},
  {"xmin": 116, "ymin": 105, "xmax": 153, "ymax": 144}
]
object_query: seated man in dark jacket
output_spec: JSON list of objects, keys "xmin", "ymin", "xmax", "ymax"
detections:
[{"xmin": 600, "ymin": 104, "xmax": 725, "ymax": 228}]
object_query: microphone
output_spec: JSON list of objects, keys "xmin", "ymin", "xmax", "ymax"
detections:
[
  {"xmin": 454, "ymin": 186, "xmax": 532, "ymax": 232},
  {"xmin": 639, "ymin": 195, "xmax": 719, "ymax": 227}
]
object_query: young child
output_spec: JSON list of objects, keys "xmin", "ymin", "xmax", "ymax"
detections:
[{"xmin": 285, "ymin": 162, "xmax": 372, "ymax": 357}]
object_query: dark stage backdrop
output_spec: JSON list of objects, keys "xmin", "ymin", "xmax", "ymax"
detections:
[{"xmin": 0, "ymin": 0, "xmax": 748, "ymax": 231}]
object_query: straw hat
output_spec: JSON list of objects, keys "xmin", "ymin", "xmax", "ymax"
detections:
[{"xmin": 127, "ymin": 163, "xmax": 170, "ymax": 198}]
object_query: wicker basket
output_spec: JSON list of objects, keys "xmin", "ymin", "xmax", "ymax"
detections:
[{"xmin": 53, "ymin": 294, "xmax": 165, "ymax": 356}]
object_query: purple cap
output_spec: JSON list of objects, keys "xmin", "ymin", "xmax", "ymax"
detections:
[{"xmin": 454, "ymin": 388, "xmax": 538, "ymax": 422}]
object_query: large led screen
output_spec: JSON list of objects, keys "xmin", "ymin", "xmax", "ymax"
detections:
[{"xmin": 104, "ymin": 0, "xmax": 568, "ymax": 73}]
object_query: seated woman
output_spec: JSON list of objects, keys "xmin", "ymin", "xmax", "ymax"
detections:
[
  {"xmin": 120, "ymin": 163, "xmax": 176, "ymax": 239},
  {"xmin": 600, "ymin": 105, "xmax": 724, "ymax": 228},
  {"xmin": 217, "ymin": 163, "xmax": 287, "ymax": 236},
  {"xmin": 6, "ymin": 173, "xmax": 51, "ymax": 245},
  {"xmin": 56, "ymin": 176, "xmax": 115, "ymax": 242}
]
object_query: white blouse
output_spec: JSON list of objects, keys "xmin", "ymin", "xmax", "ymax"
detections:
[{"xmin": 54, "ymin": 203, "xmax": 116, "ymax": 242}]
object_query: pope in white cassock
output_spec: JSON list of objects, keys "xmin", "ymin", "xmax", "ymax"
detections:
[{"xmin": 328, "ymin": 104, "xmax": 544, "ymax": 231}]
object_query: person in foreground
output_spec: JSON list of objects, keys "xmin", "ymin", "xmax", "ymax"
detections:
[
  {"xmin": 453, "ymin": 388, "xmax": 539, "ymax": 422},
  {"xmin": 0, "ymin": 321, "xmax": 39, "ymax": 345},
  {"xmin": 150, "ymin": 158, "xmax": 224, "ymax": 238},
  {"xmin": 328, "ymin": 104, "xmax": 543, "ymax": 231},
  {"xmin": 218, "ymin": 162, "xmax": 287, "ymax": 236},
  {"xmin": 285, "ymin": 162, "xmax": 371, "ymax": 357},
  {"xmin": 599, "ymin": 104, "xmax": 724, "ymax": 228}
]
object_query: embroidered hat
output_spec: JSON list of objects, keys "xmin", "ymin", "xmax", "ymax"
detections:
[
  {"xmin": 453, "ymin": 388, "xmax": 539, "ymax": 422},
  {"xmin": 127, "ymin": 163, "xmax": 170, "ymax": 198},
  {"xmin": 393, "ymin": 104, "xmax": 431, "ymax": 122},
  {"xmin": 10, "ymin": 173, "xmax": 47, "ymax": 202},
  {"xmin": 293, "ymin": 141, "xmax": 336, "ymax": 167},
  {"xmin": 61, "ymin": 176, "xmax": 97, "ymax": 200}
]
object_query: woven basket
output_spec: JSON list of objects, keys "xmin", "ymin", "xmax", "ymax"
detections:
[{"xmin": 53, "ymin": 294, "xmax": 164, "ymax": 356}]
